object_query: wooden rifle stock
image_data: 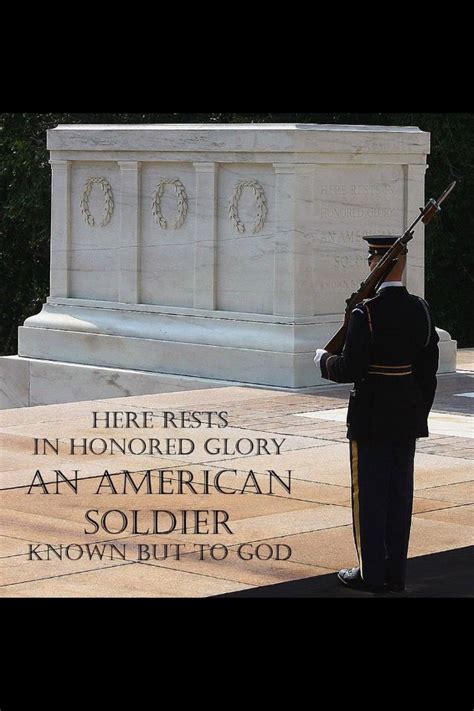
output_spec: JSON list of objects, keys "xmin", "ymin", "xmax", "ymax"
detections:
[{"xmin": 323, "ymin": 181, "xmax": 456, "ymax": 355}]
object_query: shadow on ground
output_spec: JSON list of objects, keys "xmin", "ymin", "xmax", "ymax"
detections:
[{"xmin": 213, "ymin": 546, "xmax": 474, "ymax": 598}]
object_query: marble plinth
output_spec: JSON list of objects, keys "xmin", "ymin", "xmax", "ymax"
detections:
[{"xmin": 1, "ymin": 123, "xmax": 457, "ymax": 408}]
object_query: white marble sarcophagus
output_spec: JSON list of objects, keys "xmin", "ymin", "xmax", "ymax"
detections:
[{"xmin": 0, "ymin": 124, "xmax": 456, "ymax": 408}]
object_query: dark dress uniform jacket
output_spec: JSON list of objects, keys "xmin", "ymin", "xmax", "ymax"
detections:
[{"xmin": 320, "ymin": 286, "xmax": 440, "ymax": 441}]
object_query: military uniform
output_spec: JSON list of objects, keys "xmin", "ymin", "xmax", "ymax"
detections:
[{"xmin": 315, "ymin": 236, "xmax": 439, "ymax": 591}]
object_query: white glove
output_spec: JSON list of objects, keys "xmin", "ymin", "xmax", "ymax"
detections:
[{"xmin": 314, "ymin": 348, "xmax": 328, "ymax": 366}]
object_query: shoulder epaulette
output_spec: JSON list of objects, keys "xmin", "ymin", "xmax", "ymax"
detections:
[
  {"xmin": 352, "ymin": 293, "xmax": 380, "ymax": 313},
  {"xmin": 352, "ymin": 301, "xmax": 373, "ymax": 335},
  {"xmin": 362, "ymin": 292, "xmax": 382, "ymax": 305}
]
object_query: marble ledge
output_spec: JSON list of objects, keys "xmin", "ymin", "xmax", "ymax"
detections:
[
  {"xmin": 47, "ymin": 124, "xmax": 430, "ymax": 155},
  {"xmin": 48, "ymin": 150, "xmax": 430, "ymax": 166},
  {"xmin": 45, "ymin": 297, "xmax": 345, "ymax": 325},
  {"xmin": 17, "ymin": 325, "xmax": 328, "ymax": 388},
  {"xmin": 0, "ymin": 357, "xmax": 30, "ymax": 409},
  {"xmin": 20, "ymin": 305, "xmax": 341, "ymax": 353}
]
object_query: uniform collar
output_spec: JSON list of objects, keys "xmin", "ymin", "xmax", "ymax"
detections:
[{"xmin": 377, "ymin": 281, "xmax": 404, "ymax": 292}]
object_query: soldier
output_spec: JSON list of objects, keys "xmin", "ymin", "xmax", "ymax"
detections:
[{"xmin": 314, "ymin": 236, "xmax": 440, "ymax": 593}]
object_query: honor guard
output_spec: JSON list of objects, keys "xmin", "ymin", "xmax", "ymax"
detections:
[{"xmin": 314, "ymin": 236, "xmax": 440, "ymax": 593}]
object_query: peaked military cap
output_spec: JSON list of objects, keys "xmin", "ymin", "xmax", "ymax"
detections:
[{"xmin": 363, "ymin": 235, "xmax": 400, "ymax": 256}]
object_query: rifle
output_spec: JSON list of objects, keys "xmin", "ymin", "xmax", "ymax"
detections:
[{"xmin": 324, "ymin": 180, "xmax": 457, "ymax": 355}]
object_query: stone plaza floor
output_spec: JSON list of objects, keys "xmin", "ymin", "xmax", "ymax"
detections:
[{"xmin": 1, "ymin": 355, "xmax": 473, "ymax": 598}]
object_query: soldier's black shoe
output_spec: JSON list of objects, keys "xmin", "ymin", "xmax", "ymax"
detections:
[{"xmin": 337, "ymin": 567, "xmax": 386, "ymax": 593}]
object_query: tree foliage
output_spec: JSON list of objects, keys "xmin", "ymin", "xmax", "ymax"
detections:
[{"xmin": 1, "ymin": 112, "xmax": 472, "ymax": 355}]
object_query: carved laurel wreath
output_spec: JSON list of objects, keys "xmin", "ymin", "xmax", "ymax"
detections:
[
  {"xmin": 80, "ymin": 177, "xmax": 114, "ymax": 227},
  {"xmin": 151, "ymin": 178, "xmax": 188, "ymax": 229},
  {"xmin": 229, "ymin": 180, "xmax": 268, "ymax": 234}
]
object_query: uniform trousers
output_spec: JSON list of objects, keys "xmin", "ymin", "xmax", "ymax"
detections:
[{"xmin": 349, "ymin": 438, "xmax": 416, "ymax": 587}]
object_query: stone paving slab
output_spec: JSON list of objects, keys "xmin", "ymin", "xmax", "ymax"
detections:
[
  {"xmin": 0, "ymin": 456, "xmax": 191, "ymax": 490},
  {"xmin": 415, "ymin": 481, "xmax": 474, "ymax": 504},
  {"xmin": 412, "ymin": 497, "xmax": 461, "ymax": 514},
  {"xmin": 429, "ymin": 372, "xmax": 474, "ymax": 415},
  {"xmin": 296, "ymin": 408, "xmax": 474, "ymax": 441},
  {"xmin": 408, "ymin": 517, "xmax": 474, "ymax": 556},
  {"xmin": 0, "ymin": 376, "xmax": 472, "ymax": 597},
  {"xmin": 116, "ymin": 536, "xmax": 329, "ymax": 588},
  {"xmin": 3, "ymin": 561, "xmax": 253, "ymax": 598},
  {"xmin": 265, "ymin": 525, "xmax": 355, "ymax": 571},
  {"xmin": 415, "ymin": 503, "xmax": 474, "ymax": 528},
  {"xmin": 0, "ymin": 535, "xmax": 41, "ymax": 557},
  {"xmin": 1, "ymin": 544, "xmax": 132, "ymax": 588}
]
